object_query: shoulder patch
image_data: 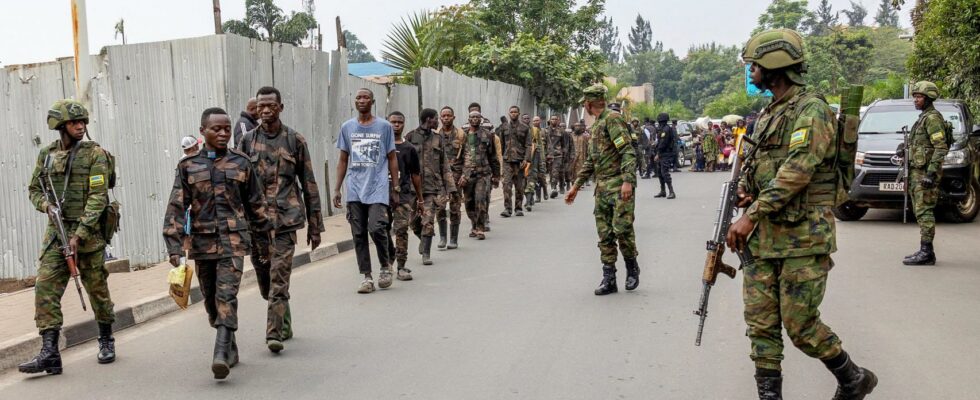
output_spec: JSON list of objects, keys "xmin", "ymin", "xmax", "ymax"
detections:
[
  {"xmin": 612, "ymin": 135, "xmax": 626, "ymax": 149},
  {"xmin": 89, "ymin": 175, "xmax": 105, "ymax": 187},
  {"xmin": 789, "ymin": 129, "xmax": 808, "ymax": 149},
  {"xmin": 930, "ymin": 131, "xmax": 945, "ymax": 143}
]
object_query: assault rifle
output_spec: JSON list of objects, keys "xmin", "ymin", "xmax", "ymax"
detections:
[
  {"xmin": 39, "ymin": 155, "xmax": 87, "ymax": 311},
  {"xmin": 694, "ymin": 136, "xmax": 756, "ymax": 346},
  {"xmin": 897, "ymin": 125, "xmax": 910, "ymax": 224}
]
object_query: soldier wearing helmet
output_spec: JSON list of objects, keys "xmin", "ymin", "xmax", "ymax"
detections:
[
  {"xmin": 653, "ymin": 112, "xmax": 677, "ymax": 199},
  {"xmin": 903, "ymin": 81, "xmax": 949, "ymax": 266},
  {"xmin": 21, "ymin": 100, "xmax": 117, "ymax": 375},
  {"xmin": 565, "ymin": 84, "xmax": 641, "ymax": 296},
  {"xmin": 726, "ymin": 29, "xmax": 878, "ymax": 399}
]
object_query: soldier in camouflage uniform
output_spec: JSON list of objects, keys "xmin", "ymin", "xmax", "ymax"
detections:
[
  {"xmin": 902, "ymin": 81, "xmax": 949, "ymax": 266},
  {"xmin": 20, "ymin": 100, "xmax": 117, "ymax": 376},
  {"xmin": 386, "ymin": 111, "xmax": 423, "ymax": 280},
  {"xmin": 468, "ymin": 103, "xmax": 501, "ymax": 232},
  {"xmin": 437, "ymin": 107, "xmax": 466, "ymax": 249},
  {"xmin": 520, "ymin": 114, "xmax": 537, "ymax": 211},
  {"xmin": 547, "ymin": 116, "xmax": 568, "ymax": 199},
  {"xmin": 239, "ymin": 87, "xmax": 324, "ymax": 353},
  {"xmin": 406, "ymin": 108, "xmax": 457, "ymax": 265},
  {"xmin": 163, "ymin": 107, "xmax": 269, "ymax": 380},
  {"xmin": 459, "ymin": 111, "xmax": 501, "ymax": 239},
  {"xmin": 572, "ymin": 122, "xmax": 589, "ymax": 181},
  {"xmin": 499, "ymin": 106, "xmax": 533, "ymax": 217},
  {"xmin": 566, "ymin": 84, "xmax": 640, "ymax": 296},
  {"xmin": 727, "ymin": 29, "xmax": 877, "ymax": 399},
  {"xmin": 562, "ymin": 124, "xmax": 577, "ymax": 193},
  {"xmin": 529, "ymin": 116, "xmax": 550, "ymax": 204}
]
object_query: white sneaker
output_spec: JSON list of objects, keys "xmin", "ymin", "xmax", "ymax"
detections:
[
  {"xmin": 378, "ymin": 268, "xmax": 393, "ymax": 289},
  {"xmin": 357, "ymin": 279, "xmax": 375, "ymax": 294}
]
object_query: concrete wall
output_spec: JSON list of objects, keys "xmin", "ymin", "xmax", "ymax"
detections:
[{"xmin": 0, "ymin": 35, "xmax": 534, "ymax": 279}]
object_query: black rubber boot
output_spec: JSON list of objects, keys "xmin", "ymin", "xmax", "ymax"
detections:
[
  {"xmin": 18, "ymin": 329, "xmax": 62, "ymax": 375},
  {"xmin": 500, "ymin": 209, "xmax": 512, "ymax": 218},
  {"xmin": 594, "ymin": 264, "xmax": 618, "ymax": 296},
  {"xmin": 624, "ymin": 258, "xmax": 640, "ymax": 291},
  {"xmin": 550, "ymin": 189, "xmax": 559, "ymax": 199},
  {"xmin": 97, "ymin": 323, "xmax": 116, "ymax": 364},
  {"xmin": 667, "ymin": 183, "xmax": 676, "ymax": 199},
  {"xmin": 212, "ymin": 326, "xmax": 232, "ymax": 379},
  {"xmin": 447, "ymin": 224, "xmax": 459, "ymax": 249},
  {"xmin": 422, "ymin": 236, "xmax": 433, "ymax": 265},
  {"xmin": 437, "ymin": 220, "xmax": 448, "ymax": 249},
  {"xmin": 282, "ymin": 304, "xmax": 292, "ymax": 340},
  {"xmin": 903, "ymin": 241, "xmax": 936, "ymax": 265},
  {"xmin": 515, "ymin": 208, "xmax": 524, "ymax": 217},
  {"xmin": 829, "ymin": 352, "xmax": 878, "ymax": 400},
  {"xmin": 654, "ymin": 183, "xmax": 667, "ymax": 198},
  {"xmin": 536, "ymin": 188, "xmax": 543, "ymax": 202},
  {"xmin": 560, "ymin": 182, "xmax": 566, "ymax": 194},
  {"xmin": 229, "ymin": 332, "xmax": 239, "ymax": 368},
  {"xmin": 755, "ymin": 375, "xmax": 783, "ymax": 400}
]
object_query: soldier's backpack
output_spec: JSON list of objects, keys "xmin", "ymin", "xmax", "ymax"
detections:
[{"xmin": 98, "ymin": 146, "xmax": 122, "ymax": 244}]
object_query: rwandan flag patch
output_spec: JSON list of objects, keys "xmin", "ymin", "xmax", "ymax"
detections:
[
  {"xmin": 89, "ymin": 175, "xmax": 105, "ymax": 187},
  {"xmin": 930, "ymin": 131, "xmax": 945, "ymax": 144},
  {"xmin": 789, "ymin": 129, "xmax": 808, "ymax": 149},
  {"xmin": 612, "ymin": 135, "xmax": 626, "ymax": 149}
]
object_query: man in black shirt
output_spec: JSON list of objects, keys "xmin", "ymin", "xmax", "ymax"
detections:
[
  {"xmin": 653, "ymin": 112, "xmax": 677, "ymax": 199},
  {"xmin": 386, "ymin": 112, "xmax": 423, "ymax": 281}
]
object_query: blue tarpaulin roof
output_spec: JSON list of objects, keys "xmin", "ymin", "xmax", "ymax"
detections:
[{"xmin": 348, "ymin": 62, "xmax": 402, "ymax": 77}]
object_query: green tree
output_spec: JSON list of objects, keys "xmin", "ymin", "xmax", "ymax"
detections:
[
  {"xmin": 679, "ymin": 44, "xmax": 742, "ymax": 112},
  {"xmin": 908, "ymin": 0, "xmax": 980, "ymax": 115},
  {"xmin": 456, "ymin": 33, "xmax": 604, "ymax": 109},
  {"xmin": 344, "ymin": 30, "xmax": 377, "ymax": 63},
  {"xmin": 805, "ymin": 0, "xmax": 839, "ymax": 35},
  {"xmin": 874, "ymin": 0, "xmax": 900, "ymax": 27},
  {"xmin": 597, "ymin": 16, "xmax": 622, "ymax": 64},
  {"xmin": 618, "ymin": 45, "xmax": 684, "ymax": 102},
  {"xmin": 471, "ymin": 0, "xmax": 604, "ymax": 53},
  {"xmin": 842, "ymin": 1, "xmax": 869, "ymax": 26},
  {"xmin": 756, "ymin": 0, "xmax": 812, "ymax": 33},
  {"xmin": 222, "ymin": 0, "xmax": 317, "ymax": 46},
  {"xmin": 866, "ymin": 26, "xmax": 912, "ymax": 81},
  {"xmin": 703, "ymin": 91, "xmax": 768, "ymax": 117},
  {"xmin": 632, "ymin": 100, "xmax": 695, "ymax": 121},
  {"xmin": 114, "ymin": 18, "xmax": 126, "ymax": 44},
  {"xmin": 626, "ymin": 14, "xmax": 653, "ymax": 55},
  {"xmin": 381, "ymin": 11, "xmax": 431, "ymax": 75}
]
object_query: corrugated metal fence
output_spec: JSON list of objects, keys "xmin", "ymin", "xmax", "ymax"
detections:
[{"xmin": 0, "ymin": 34, "xmax": 537, "ymax": 279}]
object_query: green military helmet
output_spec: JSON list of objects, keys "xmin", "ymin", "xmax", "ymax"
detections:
[
  {"xmin": 581, "ymin": 83, "xmax": 608, "ymax": 103},
  {"xmin": 742, "ymin": 29, "xmax": 808, "ymax": 85},
  {"xmin": 47, "ymin": 99, "xmax": 89, "ymax": 130},
  {"xmin": 911, "ymin": 81, "xmax": 940, "ymax": 100}
]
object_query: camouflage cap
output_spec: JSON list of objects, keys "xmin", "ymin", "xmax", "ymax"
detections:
[
  {"xmin": 911, "ymin": 81, "xmax": 940, "ymax": 100},
  {"xmin": 581, "ymin": 83, "xmax": 608, "ymax": 103},
  {"xmin": 47, "ymin": 99, "xmax": 89, "ymax": 130}
]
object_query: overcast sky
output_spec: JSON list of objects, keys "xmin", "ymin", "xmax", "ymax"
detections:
[{"xmin": 0, "ymin": 0, "xmax": 911, "ymax": 67}]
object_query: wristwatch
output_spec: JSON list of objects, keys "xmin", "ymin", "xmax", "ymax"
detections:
[{"xmin": 393, "ymin": 186, "xmax": 401, "ymax": 193}]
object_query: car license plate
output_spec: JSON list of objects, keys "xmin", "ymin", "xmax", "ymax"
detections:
[{"xmin": 879, "ymin": 182, "xmax": 904, "ymax": 192}]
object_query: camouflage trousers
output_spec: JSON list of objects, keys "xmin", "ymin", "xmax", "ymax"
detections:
[
  {"xmin": 437, "ymin": 176, "xmax": 463, "ymax": 226},
  {"xmin": 550, "ymin": 157, "xmax": 565, "ymax": 190},
  {"xmin": 501, "ymin": 162, "xmax": 526, "ymax": 211},
  {"xmin": 593, "ymin": 182, "xmax": 638, "ymax": 265},
  {"xmin": 196, "ymin": 256, "xmax": 244, "ymax": 330},
  {"xmin": 910, "ymin": 169, "xmax": 939, "ymax": 242},
  {"xmin": 417, "ymin": 194, "xmax": 445, "ymax": 237},
  {"xmin": 742, "ymin": 254, "xmax": 842, "ymax": 371},
  {"xmin": 252, "ymin": 230, "xmax": 297, "ymax": 340},
  {"xmin": 464, "ymin": 175, "xmax": 492, "ymax": 231},
  {"xmin": 564, "ymin": 158, "xmax": 576, "ymax": 183},
  {"xmin": 525, "ymin": 155, "xmax": 540, "ymax": 195},
  {"xmin": 35, "ymin": 246, "xmax": 114, "ymax": 333},
  {"xmin": 388, "ymin": 202, "xmax": 414, "ymax": 262}
]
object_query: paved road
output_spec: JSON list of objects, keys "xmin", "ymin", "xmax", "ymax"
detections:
[{"xmin": 1, "ymin": 171, "xmax": 978, "ymax": 399}]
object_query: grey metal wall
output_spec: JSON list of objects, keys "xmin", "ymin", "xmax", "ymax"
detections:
[{"xmin": 0, "ymin": 35, "xmax": 533, "ymax": 279}]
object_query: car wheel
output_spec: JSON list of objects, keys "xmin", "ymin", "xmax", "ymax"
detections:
[
  {"xmin": 832, "ymin": 201, "xmax": 869, "ymax": 221},
  {"xmin": 941, "ymin": 178, "xmax": 979, "ymax": 223}
]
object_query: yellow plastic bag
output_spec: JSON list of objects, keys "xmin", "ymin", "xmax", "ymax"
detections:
[{"xmin": 168, "ymin": 258, "xmax": 194, "ymax": 310}]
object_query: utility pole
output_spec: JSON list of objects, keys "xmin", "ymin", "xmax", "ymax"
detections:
[
  {"xmin": 335, "ymin": 17, "xmax": 346, "ymax": 50},
  {"xmin": 212, "ymin": 0, "xmax": 222, "ymax": 34},
  {"xmin": 71, "ymin": 0, "xmax": 93, "ymax": 105}
]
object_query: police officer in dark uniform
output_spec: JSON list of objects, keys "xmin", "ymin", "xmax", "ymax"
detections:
[{"xmin": 653, "ymin": 113, "xmax": 677, "ymax": 199}]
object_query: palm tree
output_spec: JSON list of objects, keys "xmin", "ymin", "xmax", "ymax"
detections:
[
  {"xmin": 114, "ymin": 18, "xmax": 126, "ymax": 44},
  {"xmin": 381, "ymin": 11, "xmax": 431, "ymax": 72}
]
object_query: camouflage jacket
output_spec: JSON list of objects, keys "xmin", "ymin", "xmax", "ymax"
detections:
[
  {"xmin": 29, "ymin": 140, "xmax": 109, "ymax": 254},
  {"xmin": 740, "ymin": 85, "xmax": 839, "ymax": 260},
  {"xmin": 406, "ymin": 127, "xmax": 457, "ymax": 195},
  {"xmin": 573, "ymin": 132, "xmax": 589, "ymax": 164},
  {"xmin": 499, "ymin": 120, "xmax": 532, "ymax": 163},
  {"xmin": 239, "ymin": 124, "xmax": 324, "ymax": 234},
  {"xmin": 546, "ymin": 126, "xmax": 566, "ymax": 158},
  {"xmin": 910, "ymin": 105, "xmax": 949, "ymax": 174},
  {"xmin": 440, "ymin": 126, "xmax": 467, "ymax": 176},
  {"xmin": 163, "ymin": 148, "xmax": 268, "ymax": 260},
  {"xmin": 562, "ymin": 129, "xmax": 576, "ymax": 161},
  {"xmin": 461, "ymin": 127, "xmax": 500, "ymax": 179},
  {"xmin": 530, "ymin": 126, "xmax": 548, "ymax": 162},
  {"xmin": 574, "ymin": 110, "xmax": 637, "ymax": 191}
]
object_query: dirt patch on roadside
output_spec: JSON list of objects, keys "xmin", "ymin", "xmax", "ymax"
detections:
[{"xmin": 0, "ymin": 278, "xmax": 35, "ymax": 294}]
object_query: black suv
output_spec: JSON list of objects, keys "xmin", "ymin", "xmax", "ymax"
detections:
[{"xmin": 834, "ymin": 99, "xmax": 980, "ymax": 222}]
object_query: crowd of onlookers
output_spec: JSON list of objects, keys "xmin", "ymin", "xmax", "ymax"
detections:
[{"xmin": 688, "ymin": 113, "xmax": 756, "ymax": 173}]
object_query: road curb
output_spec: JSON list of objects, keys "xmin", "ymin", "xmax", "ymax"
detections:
[{"xmin": 0, "ymin": 238, "xmax": 353, "ymax": 373}]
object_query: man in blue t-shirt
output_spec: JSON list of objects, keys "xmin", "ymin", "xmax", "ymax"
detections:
[{"xmin": 333, "ymin": 88, "xmax": 399, "ymax": 294}]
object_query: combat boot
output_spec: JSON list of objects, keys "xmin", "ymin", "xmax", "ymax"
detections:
[
  {"xmin": 422, "ymin": 236, "xmax": 434, "ymax": 265},
  {"xmin": 667, "ymin": 183, "xmax": 676, "ymax": 199},
  {"xmin": 397, "ymin": 260, "xmax": 413, "ymax": 281},
  {"xmin": 18, "ymin": 329, "xmax": 62, "ymax": 375},
  {"xmin": 624, "ymin": 258, "xmax": 640, "ymax": 291},
  {"xmin": 595, "ymin": 264, "xmax": 618, "ymax": 296},
  {"xmin": 229, "ymin": 332, "xmax": 239, "ymax": 368},
  {"xmin": 213, "ymin": 326, "xmax": 233, "ymax": 379},
  {"xmin": 828, "ymin": 352, "xmax": 877, "ymax": 400},
  {"xmin": 447, "ymin": 224, "xmax": 459, "ymax": 249},
  {"xmin": 755, "ymin": 374, "xmax": 783, "ymax": 400},
  {"xmin": 282, "ymin": 305, "xmax": 293, "ymax": 340},
  {"xmin": 536, "ymin": 187, "xmax": 543, "ymax": 202},
  {"xmin": 550, "ymin": 189, "xmax": 559, "ymax": 199},
  {"xmin": 97, "ymin": 322, "xmax": 116, "ymax": 364},
  {"xmin": 500, "ymin": 209, "xmax": 512, "ymax": 218},
  {"xmin": 515, "ymin": 208, "xmax": 524, "ymax": 217},
  {"xmin": 903, "ymin": 241, "xmax": 936, "ymax": 265},
  {"xmin": 560, "ymin": 182, "xmax": 566, "ymax": 194},
  {"xmin": 654, "ymin": 183, "xmax": 667, "ymax": 198},
  {"xmin": 437, "ymin": 220, "xmax": 448, "ymax": 250}
]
